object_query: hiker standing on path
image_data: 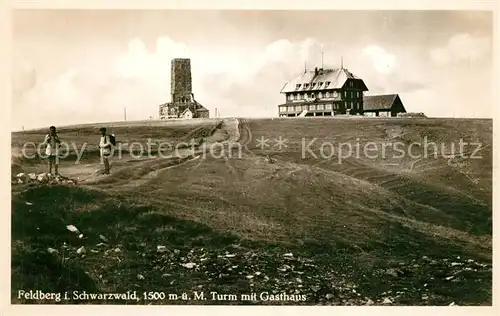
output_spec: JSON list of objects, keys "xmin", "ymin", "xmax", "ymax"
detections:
[
  {"xmin": 99, "ymin": 127, "xmax": 113, "ymax": 174},
  {"xmin": 43, "ymin": 125, "xmax": 61, "ymax": 175}
]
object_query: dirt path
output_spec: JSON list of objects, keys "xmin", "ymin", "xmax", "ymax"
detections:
[{"xmin": 80, "ymin": 118, "xmax": 243, "ymax": 189}]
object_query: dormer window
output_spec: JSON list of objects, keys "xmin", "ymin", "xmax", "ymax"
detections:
[
  {"xmin": 295, "ymin": 84, "xmax": 301, "ymax": 90},
  {"xmin": 318, "ymin": 82, "xmax": 324, "ymax": 87},
  {"xmin": 304, "ymin": 83, "xmax": 309, "ymax": 89},
  {"xmin": 325, "ymin": 81, "xmax": 331, "ymax": 87},
  {"xmin": 311, "ymin": 83, "xmax": 316, "ymax": 88}
]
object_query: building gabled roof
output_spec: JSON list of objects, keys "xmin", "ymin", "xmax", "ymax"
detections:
[
  {"xmin": 193, "ymin": 102, "xmax": 209, "ymax": 112},
  {"xmin": 281, "ymin": 68, "xmax": 368, "ymax": 93},
  {"xmin": 363, "ymin": 94, "xmax": 399, "ymax": 111},
  {"xmin": 181, "ymin": 108, "xmax": 192, "ymax": 116}
]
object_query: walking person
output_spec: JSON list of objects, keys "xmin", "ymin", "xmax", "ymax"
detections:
[
  {"xmin": 43, "ymin": 126, "xmax": 61, "ymax": 175},
  {"xmin": 99, "ymin": 127, "xmax": 113, "ymax": 174}
]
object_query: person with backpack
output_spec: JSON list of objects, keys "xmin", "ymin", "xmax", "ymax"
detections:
[
  {"xmin": 43, "ymin": 125, "xmax": 61, "ymax": 175},
  {"xmin": 99, "ymin": 127, "xmax": 115, "ymax": 175}
]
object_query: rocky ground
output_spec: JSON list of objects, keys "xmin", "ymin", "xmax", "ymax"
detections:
[
  {"xmin": 12, "ymin": 185, "xmax": 492, "ymax": 305},
  {"xmin": 12, "ymin": 172, "xmax": 78, "ymax": 186}
]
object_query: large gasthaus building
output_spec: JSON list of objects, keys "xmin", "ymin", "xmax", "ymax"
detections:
[{"xmin": 278, "ymin": 64, "xmax": 406, "ymax": 117}]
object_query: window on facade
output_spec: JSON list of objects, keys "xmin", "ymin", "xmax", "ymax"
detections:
[
  {"xmin": 326, "ymin": 91, "xmax": 330, "ymax": 98},
  {"xmin": 344, "ymin": 91, "xmax": 347, "ymax": 98},
  {"xmin": 333, "ymin": 91, "xmax": 338, "ymax": 98},
  {"xmin": 311, "ymin": 93, "xmax": 315, "ymax": 99},
  {"xmin": 351, "ymin": 102, "xmax": 354, "ymax": 109},
  {"xmin": 309, "ymin": 104, "xmax": 316, "ymax": 111},
  {"xmin": 325, "ymin": 104, "xmax": 332, "ymax": 110},
  {"xmin": 318, "ymin": 104, "xmax": 324, "ymax": 110},
  {"xmin": 300, "ymin": 94, "xmax": 305, "ymax": 100},
  {"xmin": 351, "ymin": 92, "xmax": 354, "ymax": 98},
  {"xmin": 346, "ymin": 102, "xmax": 350, "ymax": 109},
  {"xmin": 357, "ymin": 91, "xmax": 360, "ymax": 98},
  {"xmin": 318, "ymin": 92, "xmax": 323, "ymax": 98},
  {"xmin": 293, "ymin": 94, "xmax": 298, "ymax": 100},
  {"xmin": 305, "ymin": 93, "xmax": 309, "ymax": 99}
]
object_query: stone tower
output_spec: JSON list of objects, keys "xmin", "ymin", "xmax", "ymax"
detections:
[
  {"xmin": 171, "ymin": 58, "xmax": 193, "ymax": 103},
  {"xmin": 158, "ymin": 58, "xmax": 209, "ymax": 119}
]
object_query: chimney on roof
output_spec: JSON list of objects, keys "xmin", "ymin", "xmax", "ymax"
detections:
[{"xmin": 315, "ymin": 67, "xmax": 318, "ymax": 75}]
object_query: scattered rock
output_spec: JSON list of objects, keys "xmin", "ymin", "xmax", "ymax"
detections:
[
  {"xmin": 78, "ymin": 234, "xmax": 84, "ymax": 239},
  {"xmin": 25, "ymin": 201, "xmax": 33, "ymax": 206},
  {"xmin": 47, "ymin": 248, "xmax": 58, "ymax": 254},
  {"xmin": 445, "ymin": 276, "xmax": 454, "ymax": 281},
  {"xmin": 76, "ymin": 246, "xmax": 86, "ymax": 254},
  {"xmin": 114, "ymin": 248, "xmax": 121, "ymax": 253},
  {"xmin": 225, "ymin": 254, "xmax": 236, "ymax": 258},
  {"xmin": 137, "ymin": 274, "xmax": 145, "ymax": 280},
  {"xmin": 325, "ymin": 293, "xmax": 334, "ymax": 300},
  {"xmin": 66, "ymin": 225, "xmax": 79, "ymax": 233},
  {"xmin": 16, "ymin": 173, "xmax": 25, "ymax": 178},
  {"xmin": 366, "ymin": 299, "xmax": 374, "ymax": 306},
  {"xmin": 382, "ymin": 298, "xmax": 392, "ymax": 304},
  {"xmin": 157, "ymin": 245, "xmax": 168, "ymax": 253},
  {"xmin": 99, "ymin": 235, "xmax": 108, "ymax": 242},
  {"xmin": 182, "ymin": 263, "xmax": 196, "ymax": 269},
  {"xmin": 449, "ymin": 302, "xmax": 456, "ymax": 306}
]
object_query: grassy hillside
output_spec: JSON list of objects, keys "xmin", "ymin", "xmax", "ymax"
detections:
[
  {"xmin": 11, "ymin": 118, "xmax": 224, "ymax": 179},
  {"xmin": 10, "ymin": 117, "xmax": 492, "ymax": 305}
]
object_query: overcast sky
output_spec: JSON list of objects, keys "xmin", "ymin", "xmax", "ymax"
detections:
[{"xmin": 12, "ymin": 10, "xmax": 493, "ymax": 130}]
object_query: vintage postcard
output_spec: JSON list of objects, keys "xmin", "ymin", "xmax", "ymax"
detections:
[{"xmin": 3, "ymin": 1, "xmax": 498, "ymax": 315}]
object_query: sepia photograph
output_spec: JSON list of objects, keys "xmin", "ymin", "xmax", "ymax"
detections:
[{"xmin": 8, "ymin": 7, "xmax": 494, "ymax": 309}]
